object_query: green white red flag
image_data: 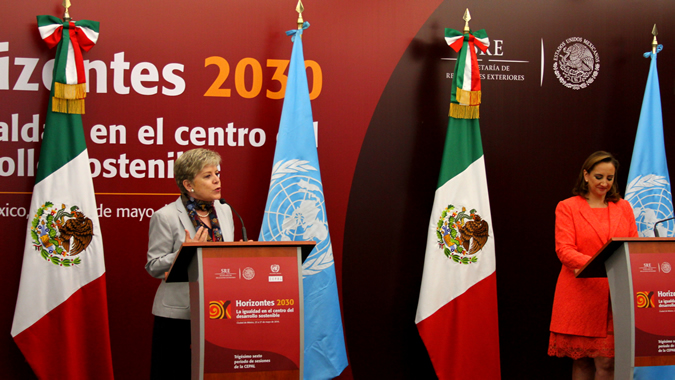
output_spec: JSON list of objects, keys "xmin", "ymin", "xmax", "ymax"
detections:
[
  {"xmin": 11, "ymin": 15, "xmax": 114, "ymax": 379},
  {"xmin": 415, "ymin": 25, "xmax": 501, "ymax": 379}
]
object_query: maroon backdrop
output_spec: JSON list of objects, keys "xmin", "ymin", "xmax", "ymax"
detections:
[{"xmin": 2, "ymin": 1, "xmax": 675, "ymax": 379}]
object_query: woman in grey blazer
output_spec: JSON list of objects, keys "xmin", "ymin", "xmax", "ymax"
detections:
[{"xmin": 145, "ymin": 148, "xmax": 234, "ymax": 379}]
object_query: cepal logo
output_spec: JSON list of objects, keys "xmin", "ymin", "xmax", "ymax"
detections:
[
  {"xmin": 30, "ymin": 202, "xmax": 93, "ymax": 267},
  {"xmin": 636, "ymin": 291, "xmax": 655, "ymax": 308},
  {"xmin": 270, "ymin": 264, "xmax": 280, "ymax": 273},
  {"xmin": 209, "ymin": 300, "xmax": 232, "ymax": 319},
  {"xmin": 436, "ymin": 205, "xmax": 489, "ymax": 265},
  {"xmin": 553, "ymin": 37, "xmax": 600, "ymax": 90}
]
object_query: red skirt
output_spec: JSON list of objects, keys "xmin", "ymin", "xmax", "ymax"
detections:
[{"xmin": 548, "ymin": 308, "xmax": 614, "ymax": 359}]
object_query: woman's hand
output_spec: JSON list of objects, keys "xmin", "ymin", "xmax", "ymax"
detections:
[{"xmin": 184, "ymin": 227, "xmax": 209, "ymax": 242}]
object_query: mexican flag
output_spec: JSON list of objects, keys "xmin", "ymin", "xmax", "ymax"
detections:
[
  {"xmin": 11, "ymin": 15, "xmax": 114, "ymax": 379},
  {"xmin": 415, "ymin": 26, "xmax": 501, "ymax": 379}
]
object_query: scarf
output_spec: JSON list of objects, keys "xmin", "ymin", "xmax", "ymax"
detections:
[{"xmin": 182, "ymin": 195, "xmax": 223, "ymax": 242}]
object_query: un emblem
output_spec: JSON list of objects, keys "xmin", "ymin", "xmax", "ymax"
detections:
[
  {"xmin": 262, "ymin": 159, "xmax": 334, "ymax": 277},
  {"xmin": 625, "ymin": 174, "xmax": 674, "ymax": 237}
]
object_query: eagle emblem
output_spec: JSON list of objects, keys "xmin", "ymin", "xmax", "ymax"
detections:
[
  {"xmin": 30, "ymin": 202, "xmax": 94, "ymax": 267},
  {"xmin": 436, "ymin": 204, "xmax": 489, "ymax": 264}
]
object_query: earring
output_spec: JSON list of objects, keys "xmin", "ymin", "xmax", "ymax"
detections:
[{"xmin": 190, "ymin": 189, "xmax": 195, "ymax": 192}]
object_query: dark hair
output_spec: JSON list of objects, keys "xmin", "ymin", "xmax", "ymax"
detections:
[{"xmin": 572, "ymin": 151, "xmax": 621, "ymax": 203}]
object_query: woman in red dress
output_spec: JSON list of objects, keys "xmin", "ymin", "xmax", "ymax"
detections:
[{"xmin": 549, "ymin": 151, "xmax": 638, "ymax": 380}]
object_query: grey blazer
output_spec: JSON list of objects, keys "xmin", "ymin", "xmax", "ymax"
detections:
[{"xmin": 145, "ymin": 197, "xmax": 234, "ymax": 319}]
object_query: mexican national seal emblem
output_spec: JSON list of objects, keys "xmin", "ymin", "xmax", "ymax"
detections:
[
  {"xmin": 242, "ymin": 267, "xmax": 256, "ymax": 280},
  {"xmin": 553, "ymin": 37, "xmax": 600, "ymax": 90},
  {"xmin": 436, "ymin": 205, "xmax": 489, "ymax": 264},
  {"xmin": 30, "ymin": 202, "xmax": 93, "ymax": 266}
]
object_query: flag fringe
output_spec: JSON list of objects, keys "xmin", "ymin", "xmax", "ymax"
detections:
[
  {"xmin": 456, "ymin": 88, "xmax": 481, "ymax": 106},
  {"xmin": 52, "ymin": 82, "xmax": 86, "ymax": 114},
  {"xmin": 54, "ymin": 82, "xmax": 87, "ymax": 100},
  {"xmin": 449, "ymin": 103, "xmax": 480, "ymax": 119},
  {"xmin": 52, "ymin": 98, "xmax": 85, "ymax": 114}
]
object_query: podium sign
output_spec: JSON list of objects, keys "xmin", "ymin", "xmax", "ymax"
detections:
[
  {"xmin": 630, "ymin": 252, "xmax": 675, "ymax": 359},
  {"xmin": 577, "ymin": 238, "xmax": 675, "ymax": 378},
  {"xmin": 200, "ymin": 250, "xmax": 301, "ymax": 375},
  {"xmin": 167, "ymin": 241, "xmax": 314, "ymax": 380}
]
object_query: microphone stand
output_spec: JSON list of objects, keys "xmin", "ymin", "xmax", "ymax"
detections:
[
  {"xmin": 219, "ymin": 199, "xmax": 248, "ymax": 242},
  {"xmin": 654, "ymin": 216, "xmax": 675, "ymax": 237}
]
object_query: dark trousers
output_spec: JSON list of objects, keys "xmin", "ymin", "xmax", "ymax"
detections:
[{"xmin": 150, "ymin": 316, "xmax": 191, "ymax": 379}]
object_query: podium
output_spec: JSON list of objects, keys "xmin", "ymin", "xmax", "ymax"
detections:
[
  {"xmin": 166, "ymin": 241, "xmax": 315, "ymax": 380},
  {"xmin": 577, "ymin": 238, "xmax": 675, "ymax": 378}
]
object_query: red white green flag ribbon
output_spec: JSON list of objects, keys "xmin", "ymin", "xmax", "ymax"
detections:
[
  {"xmin": 37, "ymin": 15, "xmax": 99, "ymax": 114},
  {"xmin": 445, "ymin": 28, "xmax": 489, "ymax": 119}
]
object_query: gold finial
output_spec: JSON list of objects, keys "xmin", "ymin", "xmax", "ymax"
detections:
[
  {"xmin": 296, "ymin": 0, "xmax": 305, "ymax": 30},
  {"xmin": 63, "ymin": 0, "xmax": 72, "ymax": 22},
  {"xmin": 652, "ymin": 24, "xmax": 658, "ymax": 54},
  {"xmin": 463, "ymin": 9, "xmax": 471, "ymax": 34}
]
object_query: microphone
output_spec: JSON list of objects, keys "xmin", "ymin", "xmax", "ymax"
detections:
[
  {"xmin": 219, "ymin": 198, "xmax": 248, "ymax": 242},
  {"xmin": 654, "ymin": 216, "xmax": 675, "ymax": 237}
]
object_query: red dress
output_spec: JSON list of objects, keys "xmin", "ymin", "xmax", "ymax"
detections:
[{"xmin": 548, "ymin": 195, "xmax": 638, "ymax": 359}]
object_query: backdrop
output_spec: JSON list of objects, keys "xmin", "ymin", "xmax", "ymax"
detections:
[{"xmin": 2, "ymin": 1, "xmax": 674, "ymax": 379}]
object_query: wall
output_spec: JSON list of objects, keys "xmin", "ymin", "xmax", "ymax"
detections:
[{"xmin": 2, "ymin": 1, "xmax": 674, "ymax": 379}]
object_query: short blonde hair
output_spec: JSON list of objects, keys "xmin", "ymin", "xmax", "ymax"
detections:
[{"xmin": 174, "ymin": 149, "xmax": 221, "ymax": 194}]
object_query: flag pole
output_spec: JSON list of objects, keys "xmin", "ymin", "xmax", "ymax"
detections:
[
  {"xmin": 63, "ymin": 0, "xmax": 71, "ymax": 22},
  {"xmin": 463, "ymin": 8, "xmax": 471, "ymax": 34},
  {"xmin": 652, "ymin": 24, "xmax": 658, "ymax": 54},
  {"xmin": 296, "ymin": 0, "xmax": 304, "ymax": 30}
]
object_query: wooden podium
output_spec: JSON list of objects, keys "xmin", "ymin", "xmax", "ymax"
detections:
[
  {"xmin": 166, "ymin": 241, "xmax": 315, "ymax": 380},
  {"xmin": 577, "ymin": 238, "xmax": 675, "ymax": 378}
]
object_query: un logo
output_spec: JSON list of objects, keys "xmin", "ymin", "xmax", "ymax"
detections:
[
  {"xmin": 262, "ymin": 159, "xmax": 334, "ymax": 277},
  {"xmin": 626, "ymin": 174, "xmax": 674, "ymax": 237}
]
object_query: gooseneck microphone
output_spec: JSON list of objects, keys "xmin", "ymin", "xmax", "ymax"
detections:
[
  {"xmin": 219, "ymin": 198, "xmax": 248, "ymax": 242},
  {"xmin": 654, "ymin": 216, "xmax": 675, "ymax": 237}
]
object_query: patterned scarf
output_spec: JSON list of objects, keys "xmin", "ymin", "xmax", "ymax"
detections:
[{"xmin": 183, "ymin": 195, "xmax": 223, "ymax": 242}]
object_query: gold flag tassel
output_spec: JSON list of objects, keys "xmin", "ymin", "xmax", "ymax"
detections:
[
  {"xmin": 449, "ymin": 103, "xmax": 480, "ymax": 119},
  {"xmin": 449, "ymin": 87, "xmax": 481, "ymax": 119},
  {"xmin": 456, "ymin": 87, "xmax": 481, "ymax": 107},
  {"xmin": 52, "ymin": 82, "xmax": 86, "ymax": 114}
]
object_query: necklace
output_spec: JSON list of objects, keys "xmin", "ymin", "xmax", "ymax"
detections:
[{"xmin": 196, "ymin": 210, "xmax": 210, "ymax": 218}]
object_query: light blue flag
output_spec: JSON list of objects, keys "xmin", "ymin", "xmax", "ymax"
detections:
[
  {"xmin": 625, "ymin": 44, "xmax": 674, "ymax": 238},
  {"xmin": 634, "ymin": 365, "xmax": 675, "ymax": 380},
  {"xmin": 259, "ymin": 22, "xmax": 348, "ymax": 379},
  {"xmin": 626, "ymin": 44, "xmax": 675, "ymax": 380}
]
